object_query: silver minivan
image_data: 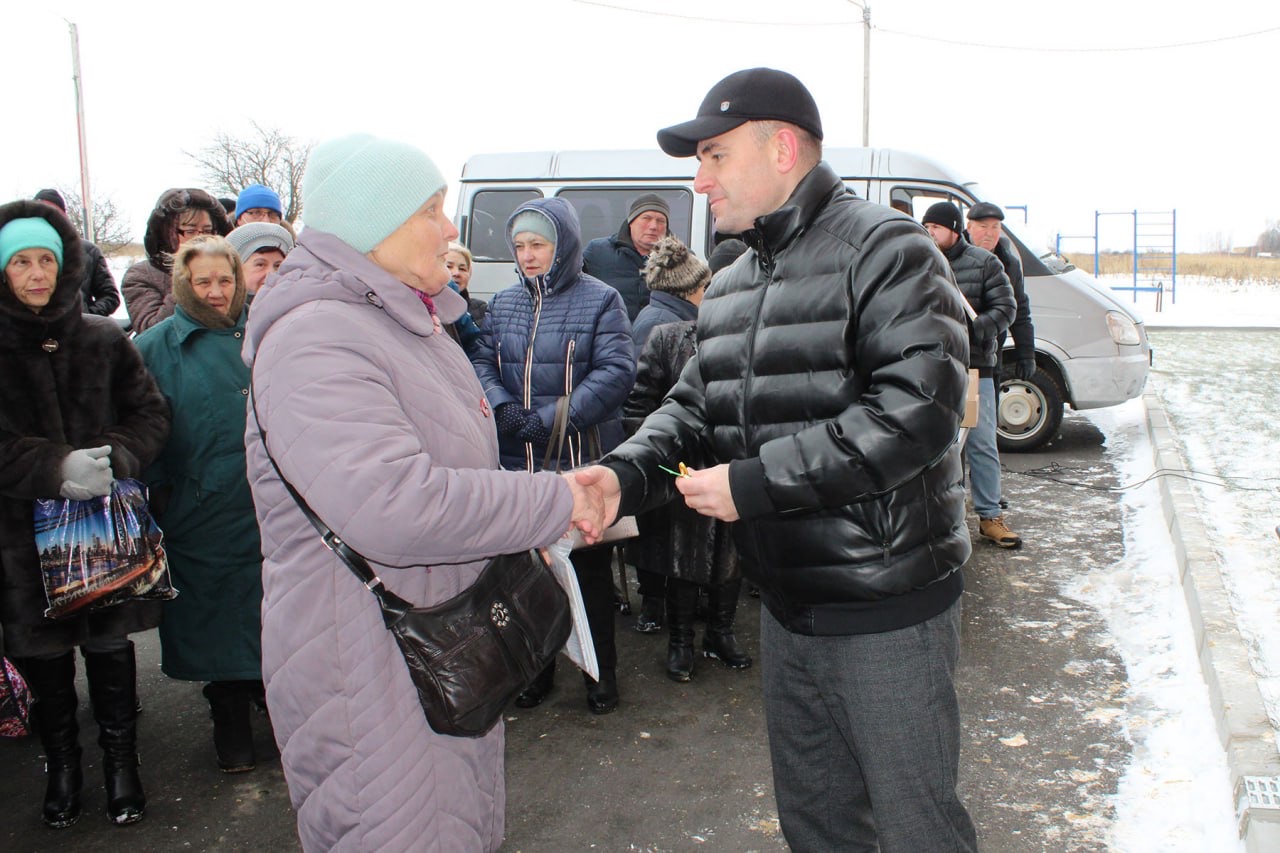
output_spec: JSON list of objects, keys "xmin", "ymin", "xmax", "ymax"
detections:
[{"xmin": 455, "ymin": 148, "xmax": 1151, "ymax": 451}]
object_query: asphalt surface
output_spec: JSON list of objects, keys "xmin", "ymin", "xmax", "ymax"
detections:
[{"xmin": 1, "ymin": 412, "xmax": 1131, "ymax": 852}]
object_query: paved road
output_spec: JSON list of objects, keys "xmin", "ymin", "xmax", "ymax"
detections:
[{"xmin": 1, "ymin": 412, "xmax": 1131, "ymax": 852}]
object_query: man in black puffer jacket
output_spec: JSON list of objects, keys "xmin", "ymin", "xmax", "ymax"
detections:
[
  {"xmin": 922, "ymin": 201, "xmax": 1019, "ymax": 549},
  {"xmin": 576, "ymin": 68, "xmax": 978, "ymax": 852}
]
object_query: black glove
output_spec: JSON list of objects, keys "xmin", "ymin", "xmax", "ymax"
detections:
[
  {"xmin": 518, "ymin": 410, "xmax": 552, "ymax": 445},
  {"xmin": 494, "ymin": 403, "xmax": 525, "ymax": 437},
  {"xmin": 1015, "ymin": 357, "xmax": 1037, "ymax": 381}
]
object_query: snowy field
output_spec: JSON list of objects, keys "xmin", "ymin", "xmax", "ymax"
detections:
[{"xmin": 1080, "ymin": 275, "xmax": 1280, "ymax": 850}]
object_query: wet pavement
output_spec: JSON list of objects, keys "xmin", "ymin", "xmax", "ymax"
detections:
[{"xmin": 1, "ymin": 412, "xmax": 1132, "ymax": 852}]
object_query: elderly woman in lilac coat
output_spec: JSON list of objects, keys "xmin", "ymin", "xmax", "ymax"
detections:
[{"xmin": 242, "ymin": 134, "xmax": 597, "ymax": 852}]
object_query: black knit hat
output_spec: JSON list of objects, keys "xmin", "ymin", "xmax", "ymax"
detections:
[
  {"xmin": 33, "ymin": 189, "xmax": 67, "ymax": 212},
  {"xmin": 627, "ymin": 193, "xmax": 670, "ymax": 224},
  {"xmin": 968, "ymin": 201, "xmax": 1005, "ymax": 221},
  {"xmin": 922, "ymin": 201, "xmax": 963, "ymax": 235},
  {"xmin": 657, "ymin": 67, "xmax": 823, "ymax": 158},
  {"xmin": 708, "ymin": 238, "xmax": 748, "ymax": 274}
]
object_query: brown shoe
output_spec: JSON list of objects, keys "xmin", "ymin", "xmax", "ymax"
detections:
[{"xmin": 979, "ymin": 516, "xmax": 1022, "ymax": 549}]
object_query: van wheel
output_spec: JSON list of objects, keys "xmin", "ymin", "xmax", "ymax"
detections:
[{"xmin": 997, "ymin": 367, "xmax": 1064, "ymax": 452}]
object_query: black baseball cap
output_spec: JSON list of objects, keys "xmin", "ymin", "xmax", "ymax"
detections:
[
  {"xmin": 657, "ymin": 67, "xmax": 824, "ymax": 158},
  {"xmin": 968, "ymin": 202, "xmax": 1005, "ymax": 221}
]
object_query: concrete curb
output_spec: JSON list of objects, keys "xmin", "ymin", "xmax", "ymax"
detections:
[{"xmin": 1142, "ymin": 390, "xmax": 1280, "ymax": 850}]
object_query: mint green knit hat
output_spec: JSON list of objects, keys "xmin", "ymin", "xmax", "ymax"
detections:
[{"xmin": 301, "ymin": 133, "xmax": 447, "ymax": 253}]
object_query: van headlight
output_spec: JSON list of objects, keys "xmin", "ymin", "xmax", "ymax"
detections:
[{"xmin": 1105, "ymin": 311, "xmax": 1141, "ymax": 346}]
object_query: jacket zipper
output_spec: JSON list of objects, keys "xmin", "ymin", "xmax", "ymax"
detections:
[
  {"xmin": 522, "ymin": 278, "xmax": 544, "ymax": 472},
  {"xmin": 563, "ymin": 340, "xmax": 577, "ymax": 467},
  {"xmin": 740, "ymin": 254, "xmax": 774, "ymax": 450}
]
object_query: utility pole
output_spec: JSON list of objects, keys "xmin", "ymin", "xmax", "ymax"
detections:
[
  {"xmin": 848, "ymin": 1, "xmax": 871, "ymax": 146},
  {"xmin": 67, "ymin": 21, "xmax": 94, "ymax": 241}
]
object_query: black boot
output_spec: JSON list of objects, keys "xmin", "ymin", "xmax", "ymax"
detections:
[
  {"xmin": 666, "ymin": 580, "xmax": 697, "ymax": 682},
  {"xmin": 584, "ymin": 669, "xmax": 618, "ymax": 715},
  {"xmin": 84, "ymin": 644, "xmax": 145, "ymax": 826},
  {"xmin": 515, "ymin": 659, "xmax": 556, "ymax": 709},
  {"xmin": 203, "ymin": 682, "xmax": 255, "ymax": 772},
  {"xmin": 703, "ymin": 580, "xmax": 752, "ymax": 670},
  {"xmin": 18, "ymin": 653, "xmax": 83, "ymax": 828}
]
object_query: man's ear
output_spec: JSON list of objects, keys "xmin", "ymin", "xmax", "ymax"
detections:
[{"xmin": 773, "ymin": 126, "xmax": 802, "ymax": 175}]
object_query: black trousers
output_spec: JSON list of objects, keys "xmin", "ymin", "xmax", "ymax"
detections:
[{"xmin": 570, "ymin": 545, "xmax": 618, "ymax": 672}]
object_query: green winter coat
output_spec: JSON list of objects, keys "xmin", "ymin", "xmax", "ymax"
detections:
[{"xmin": 135, "ymin": 306, "xmax": 262, "ymax": 681}]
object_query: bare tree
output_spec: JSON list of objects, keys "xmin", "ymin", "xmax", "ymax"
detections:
[
  {"xmin": 187, "ymin": 122, "xmax": 312, "ymax": 223},
  {"xmin": 1257, "ymin": 221, "xmax": 1280, "ymax": 255},
  {"xmin": 58, "ymin": 186, "xmax": 134, "ymax": 255}
]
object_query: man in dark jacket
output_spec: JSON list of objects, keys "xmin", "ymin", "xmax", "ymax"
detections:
[
  {"xmin": 582, "ymin": 193, "xmax": 671, "ymax": 321},
  {"xmin": 575, "ymin": 68, "xmax": 978, "ymax": 852},
  {"xmin": 922, "ymin": 201, "xmax": 1019, "ymax": 548},
  {"xmin": 33, "ymin": 189, "xmax": 120, "ymax": 317},
  {"xmin": 967, "ymin": 202, "xmax": 1036, "ymax": 383}
]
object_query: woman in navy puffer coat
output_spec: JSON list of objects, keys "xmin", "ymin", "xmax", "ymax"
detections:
[{"xmin": 472, "ymin": 197, "xmax": 635, "ymax": 714}]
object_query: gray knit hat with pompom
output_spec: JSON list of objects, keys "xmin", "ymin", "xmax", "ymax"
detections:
[{"xmin": 643, "ymin": 235, "xmax": 710, "ymax": 296}]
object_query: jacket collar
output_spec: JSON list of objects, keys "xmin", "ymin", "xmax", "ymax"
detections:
[
  {"xmin": 743, "ymin": 162, "xmax": 847, "ymax": 259},
  {"xmin": 171, "ymin": 304, "xmax": 247, "ymax": 344},
  {"xmin": 648, "ymin": 290, "xmax": 699, "ymax": 321}
]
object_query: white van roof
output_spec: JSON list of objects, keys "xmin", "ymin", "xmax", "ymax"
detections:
[{"xmin": 459, "ymin": 147, "xmax": 974, "ymax": 188}]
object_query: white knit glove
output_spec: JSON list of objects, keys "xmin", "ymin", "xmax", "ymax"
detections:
[{"xmin": 59, "ymin": 445, "xmax": 114, "ymax": 500}]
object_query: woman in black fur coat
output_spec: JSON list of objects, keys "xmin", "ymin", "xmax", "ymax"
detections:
[{"xmin": 0, "ymin": 199, "xmax": 171, "ymax": 829}]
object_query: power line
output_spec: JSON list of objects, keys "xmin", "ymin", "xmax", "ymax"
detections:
[
  {"xmin": 570, "ymin": 0, "xmax": 860, "ymax": 27},
  {"xmin": 571, "ymin": 0, "xmax": 1280, "ymax": 52},
  {"xmin": 877, "ymin": 23, "xmax": 1280, "ymax": 53}
]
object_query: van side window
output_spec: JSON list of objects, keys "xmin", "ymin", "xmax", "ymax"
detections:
[
  {"xmin": 556, "ymin": 188, "xmax": 693, "ymax": 248},
  {"xmin": 889, "ymin": 187, "xmax": 970, "ymax": 223},
  {"xmin": 468, "ymin": 189, "xmax": 542, "ymax": 261}
]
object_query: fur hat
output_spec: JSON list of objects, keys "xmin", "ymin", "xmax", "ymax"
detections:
[
  {"xmin": 643, "ymin": 235, "xmax": 709, "ymax": 296},
  {"xmin": 922, "ymin": 201, "xmax": 963, "ymax": 235},
  {"xmin": 301, "ymin": 133, "xmax": 446, "ymax": 253}
]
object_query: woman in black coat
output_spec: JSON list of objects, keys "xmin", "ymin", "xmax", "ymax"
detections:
[
  {"xmin": 0, "ymin": 200, "xmax": 170, "ymax": 829},
  {"xmin": 623, "ymin": 237, "xmax": 749, "ymax": 682}
]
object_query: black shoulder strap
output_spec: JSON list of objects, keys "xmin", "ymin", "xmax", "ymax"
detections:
[{"xmin": 247, "ymin": 379, "xmax": 410, "ymax": 627}]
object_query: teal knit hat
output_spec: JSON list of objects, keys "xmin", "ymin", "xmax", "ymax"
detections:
[
  {"xmin": 301, "ymin": 133, "xmax": 447, "ymax": 253},
  {"xmin": 509, "ymin": 210, "xmax": 557, "ymax": 244},
  {"xmin": 0, "ymin": 217, "xmax": 64, "ymax": 269}
]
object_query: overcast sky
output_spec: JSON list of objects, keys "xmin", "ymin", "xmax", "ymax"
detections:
[{"xmin": 3, "ymin": 0, "xmax": 1275, "ymax": 253}]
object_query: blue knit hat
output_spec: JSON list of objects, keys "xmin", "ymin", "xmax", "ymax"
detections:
[
  {"xmin": 234, "ymin": 184, "xmax": 283, "ymax": 220},
  {"xmin": 0, "ymin": 217, "xmax": 64, "ymax": 269},
  {"xmin": 301, "ymin": 133, "xmax": 447, "ymax": 253}
]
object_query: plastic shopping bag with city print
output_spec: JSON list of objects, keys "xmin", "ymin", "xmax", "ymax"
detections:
[{"xmin": 33, "ymin": 478, "xmax": 177, "ymax": 619}]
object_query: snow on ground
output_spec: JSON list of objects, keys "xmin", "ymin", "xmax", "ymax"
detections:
[
  {"xmin": 1079, "ymin": 275, "xmax": 1279, "ymax": 849},
  {"xmin": 99, "ymin": 258, "xmax": 1274, "ymax": 846}
]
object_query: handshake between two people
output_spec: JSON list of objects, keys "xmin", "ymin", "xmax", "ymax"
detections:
[{"xmin": 558, "ymin": 463, "xmax": 740, "ymax": 545}]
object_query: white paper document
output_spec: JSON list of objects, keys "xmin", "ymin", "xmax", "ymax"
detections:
[{"xmin": 546, "ymin": 537, "xmax": 598, "ymax": 681}]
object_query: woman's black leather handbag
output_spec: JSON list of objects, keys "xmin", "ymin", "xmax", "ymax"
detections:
[{"xmin": 250, "ymin": 390, "xmax": 570, "ymax": 737}]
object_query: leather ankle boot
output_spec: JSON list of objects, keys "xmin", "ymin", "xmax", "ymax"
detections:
[
  {"xmin": 18, "ymin": 653, "xmax": 83, "ymax": 828},
  {"xmin": 703, "ymin": 580, "xmax": 752, "ymax": 670},
  {"xmin": 584, "ymin": 669, "xmax": 618, "ymax": 715},
  {"xmin": 666, "ymin": 580, "xmax": 697, "ymax": 682},
  {"xmin": 203, "ymin": 682, "xmax": 255, "ymax": 772},
  {"xmin": 515, "ymin": 660, "xmax": 556, "ymax": 709},
  {"xmin": 84, "ymin": 643, "xmax": 145, "ymax": 826}
]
